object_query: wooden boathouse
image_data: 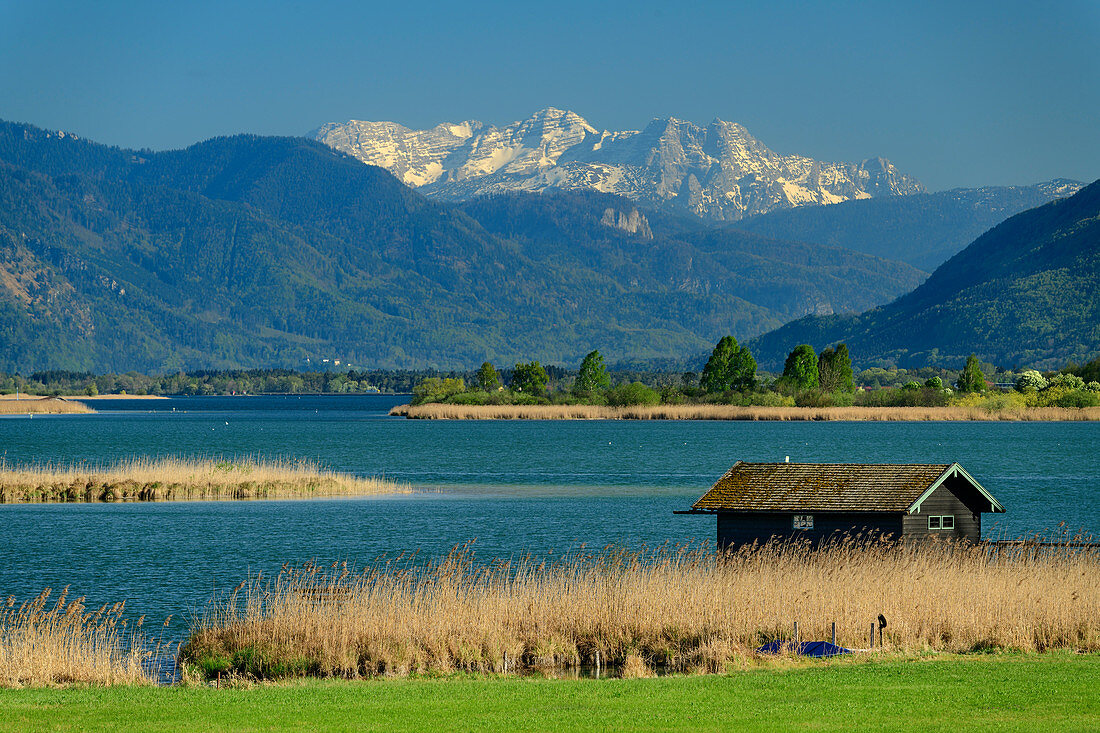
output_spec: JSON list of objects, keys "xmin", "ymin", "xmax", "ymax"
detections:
[{"xmin": 677, "ymin": 461, "xmax": 1005, "ymax": 548}]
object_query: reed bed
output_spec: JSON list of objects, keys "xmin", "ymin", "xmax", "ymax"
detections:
[
  {"xmin": 182, "ymin": 539, "xmax": 1100, "ymax": 680},
  {"xmin": 392, "ymin": 403, "xmax": 1100, "ymax": 421},
  {"xmin": 0, "ymin": 588, "xmax": 151, "ymax": 687},
  {"xmin": 0, "ymin": 456, "xmax": 410, "ymax": 502},
  {"xmin": 0, "ymin": 397, "xmax": 94, "ymax": 415}
]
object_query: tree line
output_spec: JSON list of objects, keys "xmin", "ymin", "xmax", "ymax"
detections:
[
  {"xmin": 4, "ymin": 351, "xmax": 1098, "ymax": 409},
  {"xmin": 410, "ymin": 342, "xmax": 1100, "ymax": 409}
]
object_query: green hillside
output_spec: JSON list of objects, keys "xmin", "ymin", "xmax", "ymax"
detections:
[
  {"xmin": 748, "ymin": 179, "xmax": 1100, "ymax": 370},
  {"xmin": 737, "ymin": 180, "xmax": 1082, "ymax": 270},
  {"xmin": 460, "ymin": 191, "xmax": 925, "ymax": 322},
  {"xmin": 0, "ymin": 122, "xmax": 924, "ymax": 372}
]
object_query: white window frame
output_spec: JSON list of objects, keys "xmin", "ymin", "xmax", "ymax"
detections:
[{"xmin": 928, "ymin": 516, "xmax": 941, "ymax": 529}]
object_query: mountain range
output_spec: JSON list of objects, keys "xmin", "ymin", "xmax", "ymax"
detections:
[
  {"xmin": 311, "ymin": 108, "xmax": 925, "ymax": 221},
  {"xmin": 0, "ymin": 121, "xmax": 925, "ymax": 373},
  {"xmin": 1, "ymin": 117, "xmax": 1092, "ymax": 374},
  {"xmin": 748, "ymin": 179, "xmax": 1100, "ymax": 370}
]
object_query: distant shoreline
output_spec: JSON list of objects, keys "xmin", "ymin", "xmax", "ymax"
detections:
[
  {"xmin": 391, "ymin": 403, "xmax": 1100, "ymax": 421},
  {"xmin": 1, "ymin": 393, "xmax": 168, "ymax": 401},
  {"xmin": 73, "ymin": 393, "xmax": 170, "ymax": 400}
]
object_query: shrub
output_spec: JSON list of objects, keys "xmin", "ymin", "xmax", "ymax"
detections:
[
  {"xmin": 606, "ymin": 382, "xmax": 661, "ymax": 407},
  {"xmin": 412, "ymin": 377, "xmax": 466, "ymax": 405},
  {"xmin": 924, "ymin": 376, "xmax": 944, "ymax": 391},
  {"xmin": 856, "ymin": 387, "xmax": 950, "ymax": 408},
  {"xmin": 1048, "ymin": 373, "xmax": 1086, "ymax": 391},
  {"xmin": 445, "ymin": 391, "xmax": 489, "ymax": 406},
  {"xmin": 747, "ymin": 391, "xmax": 796, "ymax": 407},
  {"xmin": 496, "ymin": 391, "xmax": 541, "ymax": 406},
  {"xmin": 1044, "ymin": 389, "xmax": 1100, "ymax": 408},
  {"xmin": 659, "ymin": 386, "xmax": 686, "ymax": 405},
  {"xmin": 901, "ymin": 381, "xmax": 921, "ymax": 391},
  {"xmin": 794, "ymin": 390, "xmax": 854, "ymax": 408}
]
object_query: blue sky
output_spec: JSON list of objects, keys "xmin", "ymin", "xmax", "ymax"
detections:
[{"xmin": 1, "ymin": 0, "xmax": 1097, "ymax": 190}]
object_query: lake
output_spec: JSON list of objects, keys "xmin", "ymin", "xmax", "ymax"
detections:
[{"xmin": 1, "ymin": 395, "xmax": 1097, "ymax": 633}]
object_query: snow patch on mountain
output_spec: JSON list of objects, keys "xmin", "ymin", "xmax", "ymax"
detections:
[{"xmin": 311, "ymin": 109, "xmax": 925, "ymax": 220}]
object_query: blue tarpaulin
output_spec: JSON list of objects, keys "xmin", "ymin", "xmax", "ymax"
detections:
[{"xmin": 755, "ymin": 640, "xmax": 851, "ymax": 657}]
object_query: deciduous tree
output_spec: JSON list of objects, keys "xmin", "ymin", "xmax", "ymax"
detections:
[
  {"xmin": 782, "ymin": 345, "xmax": 819, "ymax": 391},
  {"xmin": 956, "ymin": 354, "xmax": 987, "ymax": 393},
  {"xmin": 574, "ymin": 350, "xmax": 611, "ymax": 394},
  {"xmin": 511, "ymin": 361, "xmax": 548, "ymax": 395},
  {"xmin": 700, "ymin": 336, "xmax": 757, "ymax": 393},
  {"xmin": 818, "ymin": 343, "xmax": 855, "ymax": 393},
  {"xmin": 476, "ymin": 362, "xmax": 501, "ymax": 391}
]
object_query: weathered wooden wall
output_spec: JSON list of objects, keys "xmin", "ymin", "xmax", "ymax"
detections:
[
  {"xmin": 717, "ymin": 512, "xmax": 904, "ymax": 549},
  {"xmin": 903, "ymin": 477, "xmax": 982, "ymax": 543}
]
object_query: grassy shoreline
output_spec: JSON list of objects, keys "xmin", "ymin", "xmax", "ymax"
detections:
[
  {"xmin": 392, "ymin": 403, "xmax": 1100, "ymax": 421},
  {"xmin": 0, "ymin": 457, "xmax": 410, "ymax": 503},
  {"xmin": 3, "ymin": 655, "xmax": 1098, "ymax": 731}
]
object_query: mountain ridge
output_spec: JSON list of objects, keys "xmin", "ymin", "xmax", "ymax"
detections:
[
  {"xmin": 311, "ymin": 108, "xmax": 925, "ymax": 221},
  {"xmin": 747, "ymin": 179, "xmax": 1100, "ymax": 370},
  {"xmin": 0, "ymin": 120, "xmax": 925, "ymax": 372},
  {"xmin": 737, "ymin": 178, "xmax": 1084, "ymax": 270}
]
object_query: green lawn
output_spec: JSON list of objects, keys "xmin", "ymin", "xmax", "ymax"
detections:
[{"xmin": 3, "ymin": 654, "xmax": 1099, "ymax": 732}]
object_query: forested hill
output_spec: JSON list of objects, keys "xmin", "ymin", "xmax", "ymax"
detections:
[
  {"xmin": 737, "ymin": 179, "xmax": 1083, "ymax": 271},
  {"xmin": 0, "ymin": 121, "xmax": 926, "ymax": 373},
  {"xmin": 748, "ymin": 179, "xmax": 1100, "ymax": 370}
]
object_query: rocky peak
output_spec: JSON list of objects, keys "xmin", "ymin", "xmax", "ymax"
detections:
[{"xmin": 311, "ymin": 109, "xmax": 925, "ymax": 220}]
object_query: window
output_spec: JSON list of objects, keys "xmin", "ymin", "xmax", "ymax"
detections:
[
  {"xmin": 928, "ymin": 515, "xmax": 955, "ymax": 530},
  {"xmin": 928, "ymin": 516, "xmax": 940, "ymax": 529},
  {"xmin": 793, "ymin": 514, "xmax": 813, "ymax": 530}
]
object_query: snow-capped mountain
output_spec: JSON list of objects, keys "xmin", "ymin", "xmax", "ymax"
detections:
[{"xmin": 310, "ymin": 108, "xmax": 925, "ymax": 220}]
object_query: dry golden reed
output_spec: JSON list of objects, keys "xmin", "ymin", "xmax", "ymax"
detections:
[
  {"xmin": 0, "ymin": 456, "xmax": 410, "ymax": 503},
  {"xmin": 0, "ymin": 397, "xmax": 94, "ymax": 415},
  {"xmin": 182, "ymin": 539, "xmax": 1100, "ymax": 680},
  {"xmin": 0, "ymin": 587, "xmax": 150, "ymax": 687}
]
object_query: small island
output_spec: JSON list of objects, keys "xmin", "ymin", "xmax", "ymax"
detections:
[{"xmin": 394, "ymin": 342, "xmax": 1100, "ymax": 421}]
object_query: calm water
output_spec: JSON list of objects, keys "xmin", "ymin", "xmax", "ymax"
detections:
[{"xmin": 1, "ymin": 395, "xmax": 1097, "ymax": 633}]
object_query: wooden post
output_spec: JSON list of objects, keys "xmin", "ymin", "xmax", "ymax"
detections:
[
  {"xmin": 831, "ymin": 622, "xmax": 836, "ymax": 646},
  {"xmin": 870, "ymin": 623, "xmax": 875, "ymax": 649},
  {"xmin": 793, "ymin": 621, "xmax": 798, "ymax": 645}
]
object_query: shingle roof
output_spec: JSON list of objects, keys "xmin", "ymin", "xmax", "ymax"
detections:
[{"xmin": 691, "ymin": 462, "xmax": 954, "ymax": 513}]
